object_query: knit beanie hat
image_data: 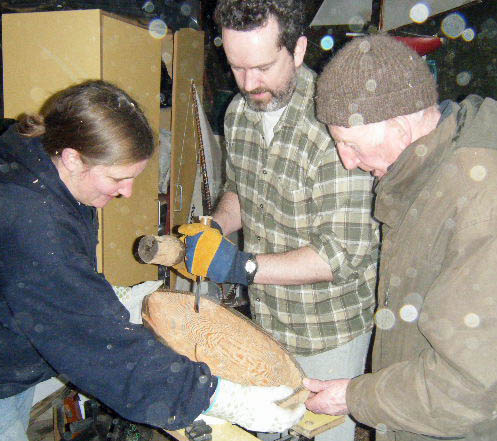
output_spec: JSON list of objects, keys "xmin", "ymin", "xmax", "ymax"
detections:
[{"xmin": 316, "ymin": 34, "xmax": 438, "ymax": 127}]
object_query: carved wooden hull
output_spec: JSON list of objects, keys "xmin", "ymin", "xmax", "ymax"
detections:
[{"xmin": 142, "ymin": 290, "xmax": 309, "ymax": 407}]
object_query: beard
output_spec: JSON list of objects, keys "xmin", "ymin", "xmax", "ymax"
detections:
[{"xmin": 242, "ymin": 73, "xmax": 297, "ymax": 112}]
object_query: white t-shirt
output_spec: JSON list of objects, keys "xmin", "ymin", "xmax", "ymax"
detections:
[{"xmin": 262, "ymin": 106, "xmax": 287, "ymax": 144}]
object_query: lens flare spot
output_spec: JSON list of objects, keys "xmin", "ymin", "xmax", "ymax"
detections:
[
  {"xmin": 469, "ymin": 165, "xmax": 487, "ymax": 181},
  {"xmin": 441, "ymin": 13, "xmax": 466, "ymax": 39},
  {"xmin": 148, "ymin": 19, "xmax": 167, "ymax": 39},
  {"xmin": 456, "ymin": 71, "xmax": 472, "ymax": 86},
  {"xmin": 375, "ymin": 308, "xmax": 396, "ymax": 330},
  {"xmin": 349, "ymin": 113, "xmax": 364, "ymax": 126},
  {"xmin": 320, "ymin": 35, "xmax": 335, "ymax": 51},
  {"xmin": 462, "ymin": 28, "xmax": 476, "ymax": 42},
  {"xmin": 410, "ymin": 3, "xmax": 430, "ymax": 24},
  {"xmin": 376, "ymin": 423, "xmax": 388, "ymax": 434},
  {"xmin": 400, "ymin": 304, "xmax": 418, "ymax": 322},
  {"xmin": 415, "ymin": 144, "xmax": 428, "ymax": 157},
  {"xmin": 349, "ymin": 16, "xmax": 366, "ymax": 32},
  {"xmin": 359, "ymin": 40, "xmax": 371, "ymax": 53},
  {"xmin": 365, "ymin": 79, "xmax": 377, "ymax": 92},
  {"xmin": 390, "ymin": 275, "xmax": 401, "ymax": 287},
  {"xmin": 464, "ymin": 313, "xmax": 480, "ymax": 328},
  {"xmin": 180, "ymin": 3, "xmax": 192, "ymax": 16}
]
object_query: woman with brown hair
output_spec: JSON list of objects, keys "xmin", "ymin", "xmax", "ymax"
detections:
[{"xmin": 0, "ymin": 80, "xmax": 304, "ymax": 441}]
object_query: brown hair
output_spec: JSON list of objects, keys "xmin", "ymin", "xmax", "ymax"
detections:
[
  {"xmin": 214, "ymin": 0, "xmax": 305, "ymax": 55},
  {"xmin": 17, "ymin": 80, "xmax": 154, "ymax": 166}
]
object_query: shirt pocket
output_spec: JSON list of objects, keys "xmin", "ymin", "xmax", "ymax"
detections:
[{"xmin": 265, "ymin": 184, "xmax": 311, "ymax": 249}]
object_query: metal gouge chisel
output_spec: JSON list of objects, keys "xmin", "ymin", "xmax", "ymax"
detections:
[
  {"xmin": 193, "ymin": 215, "xmax": 212, "ymax": 313},
  {"xmin": 136, "ymin": 215, "xmax": 213, "ymax": 313}
]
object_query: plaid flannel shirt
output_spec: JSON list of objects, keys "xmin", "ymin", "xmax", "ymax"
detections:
[{"xmin": 223, "ymin": 65, "xmax": 379, "ymax": 355}]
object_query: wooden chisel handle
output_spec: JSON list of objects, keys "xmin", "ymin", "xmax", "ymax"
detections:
[{"xmin": 137, "ymin": 235, "xmax": 185, "ymax": 267}]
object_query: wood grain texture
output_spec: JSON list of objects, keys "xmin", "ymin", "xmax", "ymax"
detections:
[{"xmin": 142, "ymin": 290, "xmax": 309, "ymax": 408}]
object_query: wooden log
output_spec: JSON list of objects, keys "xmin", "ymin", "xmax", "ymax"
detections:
[
  {"xmin": 138, "ymin": 235, "xmax": 185, "ymax": 266},
  {"xmin": 142, "ymin": 290, "xmax": 309, "ymax": 408}
]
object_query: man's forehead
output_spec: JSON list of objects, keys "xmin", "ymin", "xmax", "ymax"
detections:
[
  {"xmin": 223, "ymin": 35, "xmax": 285, "ymax": 69},
  {"xmin": 329, "ymin": 124, "xmax": 358, "ymax": 135}
]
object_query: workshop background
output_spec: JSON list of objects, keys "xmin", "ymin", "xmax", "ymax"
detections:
[
  {"xmin": 1, "ymin": 0, "xmax": 497, "ymax": 134},
  {"xmin": 0, "ymin": 1, "xmax": 496, "ymax": 441}
]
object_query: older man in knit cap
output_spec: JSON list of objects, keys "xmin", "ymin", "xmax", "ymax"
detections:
[{"xmin": 303, "ymin": 34, "xmax": 497, "ymax": 441}]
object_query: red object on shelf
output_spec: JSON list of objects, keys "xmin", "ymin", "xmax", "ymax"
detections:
[{"xmin": 393, "ymin": 36, "xmax": 444, "ymax": 56}]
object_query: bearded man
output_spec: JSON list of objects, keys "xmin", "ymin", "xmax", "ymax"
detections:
[{"xmin": 179, "ymin": 4, "xmax": 379, "ymax": 441}]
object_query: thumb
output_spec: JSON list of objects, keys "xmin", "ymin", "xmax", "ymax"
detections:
[{"xmin": 303, "ymin": 377, "xmax": 329, "ymax": 393}]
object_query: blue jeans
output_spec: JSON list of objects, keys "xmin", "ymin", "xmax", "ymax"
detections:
[{"xmin": 0, "ymin": 387, "xmax": 35, "ymax": 441}]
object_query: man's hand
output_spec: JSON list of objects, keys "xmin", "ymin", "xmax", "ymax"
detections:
[
  {"xmin": 204, "ymin": 378, "xmax": 306, "ymax": 433},
  {"xmin": 178, "ymin": 223, "xmax": 252, "ymax": 285},
  {"xmin": 303, "ymin": 377, "xmax": 351, "ymax": 415}
]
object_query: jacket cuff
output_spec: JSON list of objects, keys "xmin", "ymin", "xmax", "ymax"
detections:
[{"xmin": 346, "ymin": 374, "xmax": 378, "ymax": 428}]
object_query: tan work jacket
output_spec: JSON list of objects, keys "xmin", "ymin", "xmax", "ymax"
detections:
[{"xmin": 347, "ymin": 96, "xmax": 497, "ymax": 441}]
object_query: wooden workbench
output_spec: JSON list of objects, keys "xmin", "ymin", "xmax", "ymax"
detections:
[
  {"xmin": 167, "ymin": 422, "xmax": 258, "ymax": 441},
  {"xmin": 165, "ymin": 411, "xmax": 345, "ymax": 441}
]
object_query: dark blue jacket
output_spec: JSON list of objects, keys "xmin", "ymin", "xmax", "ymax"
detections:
[{"xmin": 0, "ymin": 124, "xmax": 217, "ymax": 429}]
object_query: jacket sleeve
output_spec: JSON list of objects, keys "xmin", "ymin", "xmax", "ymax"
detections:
[
  {"xmin": 2, "ymin": 194, "xmax": 217, "ymax": 430},
  {"xmin": 347, "ymin": 213, "xmax": 497, "ymax": 437},
  {"xmin": 307, "ymin": 148, "xmax": 379, "ymax": 285}
]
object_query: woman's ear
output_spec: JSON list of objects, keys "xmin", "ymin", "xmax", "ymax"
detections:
[{"xmin": 60, "ymin": 148, "xmax": 85, "ymax": 174}]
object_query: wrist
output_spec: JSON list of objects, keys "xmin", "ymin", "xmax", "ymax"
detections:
[
  {"xmin": 244, "ymin": 254, "xmax": 258, "ymax": 285},
  {"xmin": 225, "ymin": 251, "xmax": 256, "ymax": 286},
  {"xmin": 204, "ymin": 376, "xmax": 222, "ymax": 414}
]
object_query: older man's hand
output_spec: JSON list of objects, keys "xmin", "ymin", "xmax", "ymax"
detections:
[{"xmin": 303, "ymin": 377, "xmax": 351, "ymax": 416}]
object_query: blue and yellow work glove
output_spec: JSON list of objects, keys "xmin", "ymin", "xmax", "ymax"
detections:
[
  {"xmin": 171, "ymin": 221, "xmax": 223, "ymax": 281},
  {"xmin": 177, "ymin": 222, "xmax": 252, "ymax": 285}
]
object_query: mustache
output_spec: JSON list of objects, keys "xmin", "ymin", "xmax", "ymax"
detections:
[{"xmin": 244, "ymin": 88, "xmax": 271, "ymax": 96}]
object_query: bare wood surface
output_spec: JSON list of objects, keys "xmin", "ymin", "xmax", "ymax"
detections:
[
  {"xmin": 142, "ymin": 290, "xmax": 309, "ymax": 407},
  {"xmin": 138, "ymin": 235, "xmax": 185, "ymax": 266},
  {"xmin": 167, "ymin": 423, "xmax": 258, "ymax": 441},
  {"xmin": 29, "ymin": 386, "xmax": 69, "ymax": 426},
  {"xmin": 293, "ymin": 411, "xmax": 345, "ymax": 439}
]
